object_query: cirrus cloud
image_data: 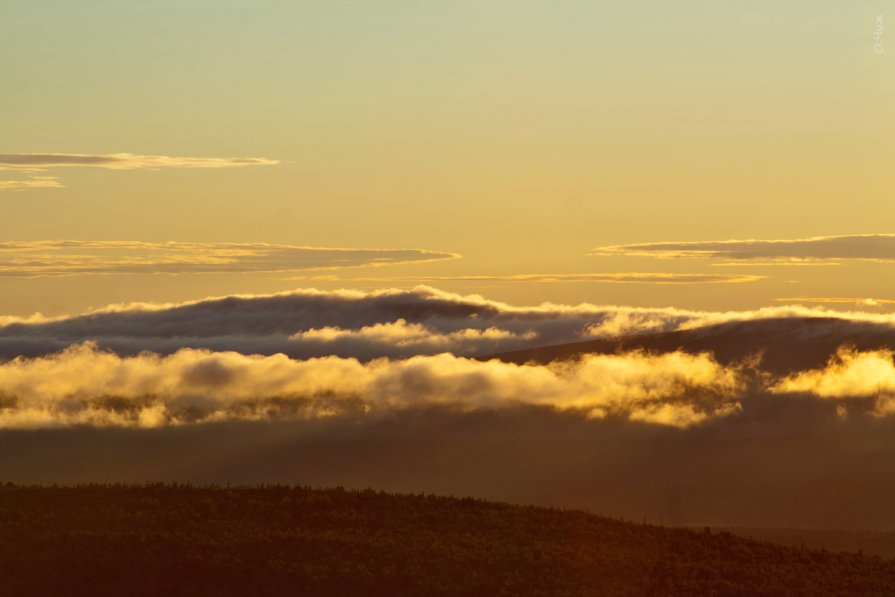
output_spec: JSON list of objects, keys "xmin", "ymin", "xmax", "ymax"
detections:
[
  {"xmin": 774, "ymin": 297, "xmax": 895, "ymax": 308},
  {"xmin": 594, "ymin": 234, "xmax": 895, "ymax": 264},
  {"xmin": 0, "ymin": 241, "xmax": 459, "ymax": 277},
  {"xmin": 0, "ymin": 177, "xmax": 63, "ymax": 191},
  {"xmin": 0, "ymin": 153, "xmax": 279, "ymax": 171},
  {"xmin": 353, "ymin": 272, "xmax": 764, "ymax": 285}
]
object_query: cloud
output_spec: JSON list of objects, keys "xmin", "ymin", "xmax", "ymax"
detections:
[
  {"xmin": 0, "ymin": 153, "xmax": 279, "ymax": 171},
  {"xmin": 0, "ymin": 177, "xmax": 63, "ymax": 191},
  {"xmin": 290, "ymin": 319, "xmax": 537, "ymax": 358},
  {"xmin": 771, "ymin": 348, "xmax": 895, "ymax": 415},
  {"xmin": 0, "ymin": 343, "xmax": 744, "ymax": 429},
  {"xmin": 775, "ymin": 297, "xmax": 895, "ymax": 308},
  {"xmin": 0, "ymin": 241, "xmax": 458, "ymax": 277},
  {"xmin": 354, "ymin": 273, "xmax": 764, "ymax": 284},
  {"xmin": 594, "ymin": 234, "xmax": 895, "ymax": 263}
]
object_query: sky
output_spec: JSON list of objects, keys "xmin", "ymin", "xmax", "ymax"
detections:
[
  {"xmin": 3, "ymin": 2, "xmax": 895, "ymax": 528},
  {"xmin": 1, "ymin": 0, "xmax": 893, "ymax": 316}
]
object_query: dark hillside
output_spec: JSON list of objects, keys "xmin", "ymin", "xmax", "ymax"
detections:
[
  {"xmin": 0, "ymin": 484, "xmax": 893, "ymax": 596},
  {"xmin": 722, "ymin": 527, "xmax": 895, "ymax": 560}
]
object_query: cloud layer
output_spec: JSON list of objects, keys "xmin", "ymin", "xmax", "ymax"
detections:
[
  {"xmin": 0, "ymin": 343, "xmax": 742, "ymax": 429},
  {"xmin": 0, "ymin": 153, "xmax": 279, "ymax": 171},
  {"xmin": 0, "ymin": 241, "xmax": 458, "ymax": 277},
  {"xmin": 4, "ymin": 339, "xmax": 894, "ymax": 430},
  {"xmin": 595, "ymin": 234, "xmax": 895, "ymax": 263}
]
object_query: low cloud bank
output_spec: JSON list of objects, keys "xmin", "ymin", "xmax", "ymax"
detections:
[
  {"xmin": 2, "ymin": 339, "xmax": 895, "ymax": 430},
  {"xmin": 0, "ymin": 344, "xmax": 742, "ymax": 429}
]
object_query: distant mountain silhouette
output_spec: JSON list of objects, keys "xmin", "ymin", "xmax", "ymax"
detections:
[{"xmin": 492, "ymin": 316, "xmax": 895, "ymax": 374}]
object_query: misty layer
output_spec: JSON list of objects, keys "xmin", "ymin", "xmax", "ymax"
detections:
[{"xmin": 0, "ymin": 343, "xmax": 743, "ymax": 429}]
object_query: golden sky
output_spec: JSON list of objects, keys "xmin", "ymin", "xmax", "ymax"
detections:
[{"xmin": 1, "ymin": 1, "xmax": 893, "ymax": 316}]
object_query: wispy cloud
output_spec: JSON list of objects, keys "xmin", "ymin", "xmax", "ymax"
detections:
[
  {"xmin": 0, "ymin": 153, "xmax": 279, "ymax": 189},
  {"xmin": 0, "ymin": 241, "xmax": 458, "ymax": 277},
  {"xmin": 352, "ymin": 273, "xmax": 764, "ymax": 285},
  {"xmin": 0, "ymin": 177, "xmax": 63, "ymax": 191},
  {"xmin": 594, "ymin": 234, "xmax": 895, "ymax": 263},
  {"xmin": 0, "ymin": 153, "xmax": 279, "ymax": 171},
  {"xmin": 775, "ymin": 297, "xmax": 895, "ymax": 307}
]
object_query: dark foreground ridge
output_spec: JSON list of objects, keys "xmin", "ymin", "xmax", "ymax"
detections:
[{"xmin": 1, "ymin": 484, "xmax": 893, "ymax": 596}]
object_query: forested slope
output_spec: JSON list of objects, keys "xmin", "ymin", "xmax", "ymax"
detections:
[{"xmin": 1, "ymin": 484, "xmax": 893, "ymax": 596}]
